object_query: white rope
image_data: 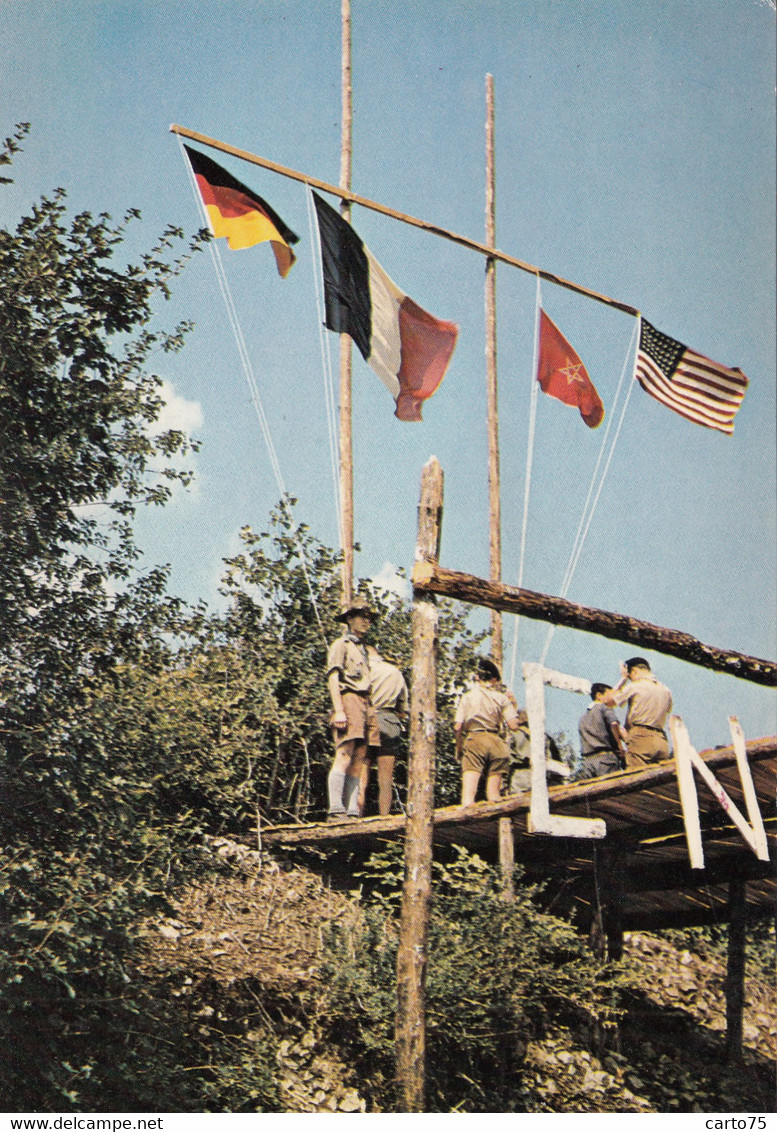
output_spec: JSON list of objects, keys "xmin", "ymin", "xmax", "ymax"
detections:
[
  {"xmin": 558, "ymin": 316, "xmax": 640, "ymax": 598},
  {"xmin": 508, "ymin": 274, "xmax": 542, "ymax": 690},
  {"xmin": 559, "ymin": 320, "xmax": 640, "ymax": 593},
  {"xmin": 306, "ymin": 186, "xmax": 344, "ymax": 552},
  {"xmin": 538, "ymin": 318, "xmax": 640, "ymax": 665},
  {"xmin": 177, "ymin": 138, "xmax": 328, "ymax": 643}
]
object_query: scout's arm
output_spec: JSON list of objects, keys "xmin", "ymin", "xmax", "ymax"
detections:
[
  {"xmin": 602, "ymin": 664, "xmax": 630, "ymax": 707},
  {"xmin": 454, "ymin": 721, "xmax": 464, "ymax": 757},
  {"xmin": 328, "ymin": 670, "xmax": 347, "ymax": 730}
]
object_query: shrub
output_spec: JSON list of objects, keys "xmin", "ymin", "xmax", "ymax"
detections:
[{"xmin": 314, "ymin": 846, "xmax": 630, "ymax": 1111}]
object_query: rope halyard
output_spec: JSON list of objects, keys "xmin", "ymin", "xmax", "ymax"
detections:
[
  {"xmin": 177, "ymin": 136, "xmax": 328, "ymax": 645},
  {"xmin": 306, "ymin": 185, "xmax": 344, "ymax": 554},
  {"xmin": 537, "ymin": 317, "xmax": 640, "ymax": 667},
  {"xmin": 509, "ymin": 273, "xmax": 542, "ymax": 691}
]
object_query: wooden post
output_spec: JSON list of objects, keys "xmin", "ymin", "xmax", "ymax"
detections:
[
  {"xmin": 395, "ymin": 458, "xmax": 443, "ymax": 1112},
  {"xmin": 485, "ymin": 76, "xmax": 513, "ymax": 895},
  {"xmin": 484, "ymin": 74, "xmax": 502, "ymax": 668},
  {"xmin": 601, "ymin": 845, "xmax": 624, "ymax": 962},
  {"xmin": 498, "ymin": 817, "xmax": 515, "ymax": 901},
  {"xmin": 338, "ymin": 0, "xmax": 354, "ymax": 603},
  {"xmin": 724, "ymin": 876, "xmax": 747, "ymax": 1063}
]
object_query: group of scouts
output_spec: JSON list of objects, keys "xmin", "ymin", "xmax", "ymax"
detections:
[{"xmin": 326, "ymin": 598, "xmax": 673, "ymax": 818}]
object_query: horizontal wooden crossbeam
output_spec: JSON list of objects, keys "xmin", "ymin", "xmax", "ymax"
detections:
[{"xmin": 412, "ymin": 561, "xmax": 776, "ymax": 686}]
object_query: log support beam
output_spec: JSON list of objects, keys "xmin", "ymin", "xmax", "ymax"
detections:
[
  {"xmin": 498, "ymin": 816, "xmax": 515, "ymax": 901},
  {"xmin": 412, "ymin": 560, "xmax": 776, "ymax": 686},
  {"xmin": 589, "ymin": 844, "xmax": 625, "ymax": 963}
]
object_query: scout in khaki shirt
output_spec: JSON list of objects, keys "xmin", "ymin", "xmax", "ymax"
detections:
[
  {"xmin": 602, "ymin": 656, "xmax": 673, "ymax": 768},
  {"xmin": 358, "ymin": 645, "xmax": 409, "ymax": 817},
  {"xmin": 325, "ymin": 599, "xmax": 380, "ymax": 819},
  {"xmin": 454, "ymin": 657, "xmax": 523, "ymax": 805}
]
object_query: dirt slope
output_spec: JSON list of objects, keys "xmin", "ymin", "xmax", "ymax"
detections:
[{"xmin": 140, "ymin": 839, "xmax": 776, "ymax": 1113}]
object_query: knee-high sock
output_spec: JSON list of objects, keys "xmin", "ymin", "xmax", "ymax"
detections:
[
  {"xmin": 327, "ymin": 769, "xmax": 346, "ymax": 813},
  {"xmin": 343, "ymin": 774, "xmax": 360, "ymax": 815}
]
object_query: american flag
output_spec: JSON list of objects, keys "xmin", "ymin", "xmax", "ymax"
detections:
[{"xmin": 634, "ymin": 318, "xmax": 749, "ymax": 435}]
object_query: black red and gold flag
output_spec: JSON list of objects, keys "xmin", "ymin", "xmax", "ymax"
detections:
[{"xmin": 184, "ymin": 144, "xmax": 298, "ymax": 277}]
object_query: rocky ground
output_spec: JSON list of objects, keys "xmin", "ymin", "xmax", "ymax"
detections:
[{"xmin": 139, "ymin": 837, "xmax": 776, "ymax": 1113}]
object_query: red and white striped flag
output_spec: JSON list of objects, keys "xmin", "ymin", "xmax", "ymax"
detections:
[{"xmin": 634, "ymin": 317, "xmax": 749, "ymax": 435}]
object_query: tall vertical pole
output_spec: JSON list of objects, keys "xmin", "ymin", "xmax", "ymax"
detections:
[
  {"xmin": 395, "ymin": 457, "xmax": 443, "ymax": 1112},
  {"xmin": 486, "ymin": 74, "xmax": 513, "ymax": 897},
  {"xmin": 339, "ymin": 0, "xmax": 355, "ymax": 603},
  {"xmin": 485, "ymin": 74, "xmax": 502, "ymax": 668}
]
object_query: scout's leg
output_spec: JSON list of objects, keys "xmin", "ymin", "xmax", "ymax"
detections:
[
  {"xmin": 344, "ymin": 740, "xmax": 367, "ymax": 816},
  {"xmin": 376, "ymin": 751, "xmax": 396, "ymax": 816},
  {"xmin": 485, "ymin": 771, "xmax": 504, "ymax": 802},
  {"xmin": 461, "ymin": 770, "xmax": 481, "ymax": 806},
  {"xmin": 357, "ymin": 753, "xmax": 376, "ymax": 816},
  {"xmin": 626, "ymin": 727, "xmax": 669, "ymax": 768},
  {"xmin": 327, "ymin": 741, "xmax": 355, "ymax": 815}
]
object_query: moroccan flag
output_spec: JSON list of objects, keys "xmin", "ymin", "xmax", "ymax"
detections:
[
  {"xmin": 635, "ymin": 317, "xmax": 748, "ymax": 435},
  {"xmin": 184, "ymin": 145, "xmax": 298, "ymax": 277},
  {"xmin": 312, "ymin": 191, "xmax": 458, "ymax": 422},
  {"xmin": 536, "ymin": 308, "xmax": 604, "ymax": 428}
]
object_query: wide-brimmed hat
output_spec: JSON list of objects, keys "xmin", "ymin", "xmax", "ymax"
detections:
[{"xmin": 336, "ymin": 598, "xmax": 377, "ymax": 623}]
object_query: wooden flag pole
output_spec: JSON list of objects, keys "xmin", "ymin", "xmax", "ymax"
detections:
[
  {"xmin": 169, "ymin": 123, "xmax": 641, "ymax": 318},
  {"xmin": 485, "ymin": 76, "xmax": 516, "ymax": 896},
  {"xmin": 485, "ymin": 73, "xmax": 503, "ymax": 670},
  {"xmin": 339, "ymin": 0, "xmax": 354, "ymax": 604}
]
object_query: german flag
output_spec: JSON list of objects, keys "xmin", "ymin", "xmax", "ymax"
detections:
[{"xmin": 184, "ymin": 145, "xmax": 298, "ymax": 277}]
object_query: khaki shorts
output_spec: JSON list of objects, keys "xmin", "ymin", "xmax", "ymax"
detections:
[
  {"xmin": 332, "ymin": 691, "xmax": 380, "ymax": 749},
  {"xmin": 626, "ymin": 724, "xmax": 669, "ymax": 767},
  {"xmin": 461, "ymin": 731, "xmax": 510, "ymax": 776}
]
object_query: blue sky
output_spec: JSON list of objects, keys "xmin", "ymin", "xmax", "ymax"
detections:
[{"xmin": 2, "ymin": 0, "xmax": 775, "ymax": 752}]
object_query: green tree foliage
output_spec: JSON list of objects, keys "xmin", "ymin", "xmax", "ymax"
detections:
[
  {"xmin": 661, "ymin": 919, "xmax": 776, "ymax": 985},
  {"xmin": 0, "ymin": 125, "xmax": 217, "ymax": 1109},
  {"xmin": 314, "ymin": 847, "xmax": 630, "ymax": 1112},
  {"xmin": 0, "ymin": 125, "xmax": 502, "ymax": 1109}
]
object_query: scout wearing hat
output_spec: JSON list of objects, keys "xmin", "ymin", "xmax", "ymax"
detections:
[{"xmin": 325, "ymin": 598, "xmax": 380, "ymax": 819}]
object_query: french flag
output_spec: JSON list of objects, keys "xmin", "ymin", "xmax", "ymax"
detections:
[{"xmin": 313, "ymin": 192, "xmax": 458, "ymax": 421}]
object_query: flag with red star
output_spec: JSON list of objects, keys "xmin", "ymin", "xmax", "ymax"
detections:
[{"xmin": 536, "ymin": 308, "xmax": 604, "ymax": 428}]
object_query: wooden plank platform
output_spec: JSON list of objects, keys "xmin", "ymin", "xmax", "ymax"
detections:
[{"xmin": 260, "ymin": 736, "xmax": 776, "ymax": 931}]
